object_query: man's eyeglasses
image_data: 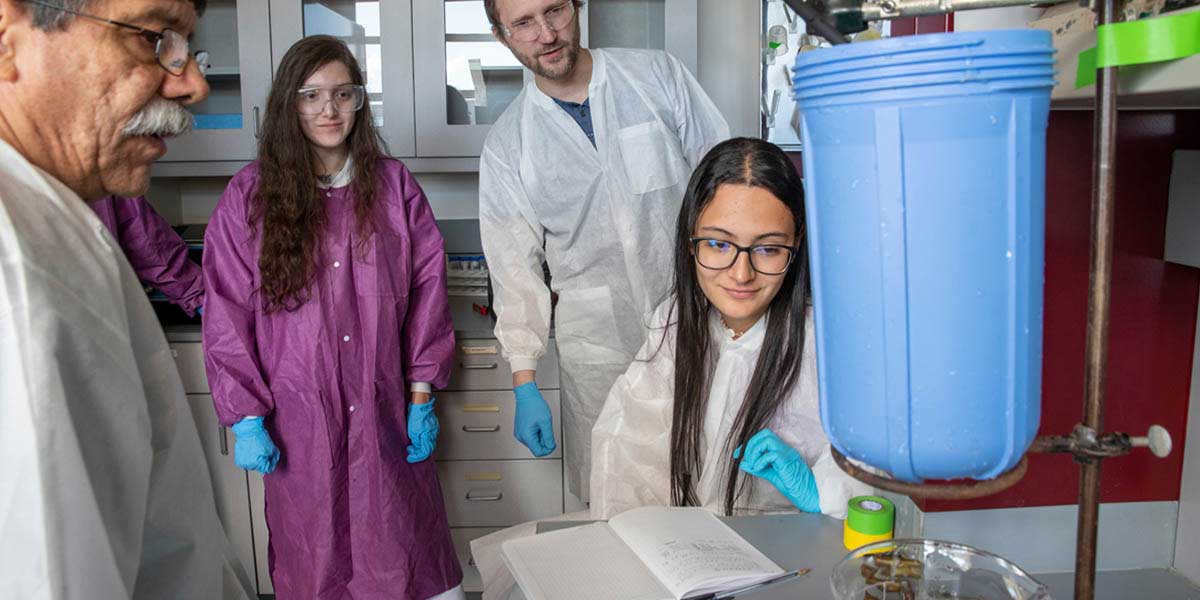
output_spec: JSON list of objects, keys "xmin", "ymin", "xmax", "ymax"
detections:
[
  {"xmin": 23, "ymin": 0, "xmax": 205, "ymax": 76},
  {"xmin": 502, "ymin": 1, "xmax": 575, "ymax": 43},
  {"xmin": 296, "ymin": 85, "xmax": 366, "ymax": 115},
  {"xmin": 690, "ymin": 238, "xmax": 798, "ymax": 276}
]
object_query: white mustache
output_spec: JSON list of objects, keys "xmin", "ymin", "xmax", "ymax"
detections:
[{"xmin": 122, "ymin": 97, "xmax": 194, "ymax": 138}]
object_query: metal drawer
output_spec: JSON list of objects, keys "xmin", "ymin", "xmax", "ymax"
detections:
[
  {"xmin": 169, "ymin": 342, "xmax": 209, "ymax": 394},
  {"xmin": 436, "ymin": 390, "xmax": 561, "ymax": 461},
  {"xmin": 451, "ymin": 528, "xmax": 501, "ymax": 593},
  {"xmin": 439, "ymin": 460, "xmax": 563, "ymax": 527},
  {"xmin": 446, "ymin": 339, "xmax": 560, "ymax": 391}
]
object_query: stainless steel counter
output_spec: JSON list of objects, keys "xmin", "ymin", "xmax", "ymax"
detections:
[{"xmin": 508, "ymin": 513, "xmax": 1200, "ymax": 599}]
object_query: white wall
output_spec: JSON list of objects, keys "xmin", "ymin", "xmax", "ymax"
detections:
[
  {"xmin": 952, "ymin": 6, "xmax": 1040, "ymax": 31},
  {"xmin": 697, "ymin": 0, "xmax": 762, "ymax": 138},
  {"xmin": 1174, "ymin": 289, "xmax": 1200, "ymax": 582}
]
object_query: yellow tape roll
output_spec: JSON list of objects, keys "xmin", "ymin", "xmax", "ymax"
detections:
[
  {"xmin": 843, "ymin": 496, "xmax": 895, "ymax": 550},
  {"xmin": 843, "ymin": 521, "xmax": 894, "ymax": 550}
]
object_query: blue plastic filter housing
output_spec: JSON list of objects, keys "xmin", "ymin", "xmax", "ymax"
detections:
[{"xmin": 793, "ymin": 30, "xmax": 1055, "ymax": 482}]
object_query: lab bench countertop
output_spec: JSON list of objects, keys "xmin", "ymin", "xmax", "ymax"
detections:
[{"xmin": 508, "ymin": 513, "xmax": 1200, "ymax": 599}]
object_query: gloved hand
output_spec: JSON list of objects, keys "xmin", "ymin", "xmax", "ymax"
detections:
[
  {"xmin": 406, "ymin": 398, "xmax": 439, "ymax": 463},
  {"xmin": 231, "ymin": 416, "xmax": 280, "ymax": 475},
  {"xmin": 513, "ymin": 382, "xmax": 556, "ymax": 457},
  {"xmin": 735, "ymin": 429, "xmax": 820, "ymax": 513},
  {"xmin": 196, "ymin": 306, "xmax": 204, "ymax": 316}
]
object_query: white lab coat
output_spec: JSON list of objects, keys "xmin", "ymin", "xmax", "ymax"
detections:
[
  {"xmin": 480, "ymin": 48, "xmax": 730, "ymax": 499},
  {"xmin": 590, "ymin": 300, "xmax": 872, "ymax": 520},
  {"xmin": 0, "ymin": 138, "xmax": 253, "ymax": 600}
]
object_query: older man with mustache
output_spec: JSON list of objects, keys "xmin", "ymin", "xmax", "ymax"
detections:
[{"xmin": 0, "ymin": 1, "xmax": 252, "ymax": 599}]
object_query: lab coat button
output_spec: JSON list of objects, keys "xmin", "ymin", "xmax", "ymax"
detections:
[
  {"xmin": 334, "ymin": 261, "xmax": 341, "ymax": 268},
  {"xmin": 342, "ymin": 335, "xmax": 350, "ymax": 342}
]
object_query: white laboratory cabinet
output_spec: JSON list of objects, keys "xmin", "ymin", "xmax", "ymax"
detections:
[
  {"xmin": 437, "ymin": 335, "xmax": 564, "ymax": 591},
  {"xmin": 409, "ymin": 0, "xmax": 699, "ymax": 157},
  {"xmin": 159, "ymin": 0, "xmax": 700, "ymax": 171},
  {"xmin": 167, "ymin": 323, "xmax": 565, "ymax": 594},
  {"xmin": 169, "ymin": 342, "xmax": 269, "ymax": 594},
  {"xmin": 160, "ymin": 0, "xmax": 272, "ymax": 163}
]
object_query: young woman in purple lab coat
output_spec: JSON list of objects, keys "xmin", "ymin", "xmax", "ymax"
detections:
[{"xmin": 201, "ymin": 36, "xmax": 463, "ymax": 600}]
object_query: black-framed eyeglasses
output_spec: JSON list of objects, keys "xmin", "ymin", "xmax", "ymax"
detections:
[
  {"xmin": 690, "ymin": 237, "xmax": 798, "ymax": 276},
  {"xmin": 295, "ymin": 84, "xmax": 367, "ymax": 115},
  {"xmin": 24, "ymin": 0, "xmax": 204, "ymax": 76}
]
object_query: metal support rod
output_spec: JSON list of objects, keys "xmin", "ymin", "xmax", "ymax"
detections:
[
  {"xmin": 1075, "ymin": 0, "xmax": 1120, "ymax": 595},
  {"xmin": 856, "ymin": 0, "xmax": 1073, "ymax": 21}
]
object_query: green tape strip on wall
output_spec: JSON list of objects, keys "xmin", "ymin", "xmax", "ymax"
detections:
[{"xmin": 1075, "ymin": 10, "xmax": 1200, "ymax": 89}]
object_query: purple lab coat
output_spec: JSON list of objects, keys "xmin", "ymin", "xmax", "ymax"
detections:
[
  {"xmin": 201, "ymin": 159, "xmax": 461, "ymax": 599},
  {"xmin": 89, "ymin": 195, "xmax": 205, "ymax": 315}
]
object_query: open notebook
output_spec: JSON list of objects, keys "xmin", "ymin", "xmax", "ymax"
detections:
[{"xmin": 501, "ymin": 507, "xmax": 788, "ymax": 600}]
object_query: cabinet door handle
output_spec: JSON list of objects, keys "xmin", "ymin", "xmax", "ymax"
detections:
[
  {"xmin": 252, "ymin": 106, "xmax": 261, "ymax": 139},
  {"xmin": 466, "ymin": 491, "xmax": 503, "ymax": 502},
  {"xmin": 460, "ymin": 362, "xmax": 498, "ymax": 370},
  {"xmin": 462, "ymin": 425, "xmax": 501, "ymax": 433},
  {"xmin": 219, "ymin": 427, "xmax": 229, "ymax": 455}
]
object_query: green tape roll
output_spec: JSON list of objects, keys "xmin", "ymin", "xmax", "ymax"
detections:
[
  {"xmin": 846, "ymin": 495, "xmax": 895, "ymax": 536},
  {"xmin": 1075, "ymin": 10, "xmax": 1200, "ymax": 88}
]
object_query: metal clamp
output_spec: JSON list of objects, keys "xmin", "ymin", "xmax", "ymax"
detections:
[
  {"xmin": 466, "ymin": 490, "xmax": 503, "ymax": 502},
  {"xmin": 1031, "ymin": 424, "xmax": 1173, "ymax": 462},
  {"xmin": 462, "ymin": 425, "xmax": 501, "ymax": 433}
]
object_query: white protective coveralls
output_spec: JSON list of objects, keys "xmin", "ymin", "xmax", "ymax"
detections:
[
  {"xmin": 0, "ymin": 138, "xmax": 253, "ymax": 600},
  {"xmin": 590, "ymin": 300, "xmax": 873, "ymax": 519},
  {"xmin": 470, "ymin": 301, "xmax": 871, "ymax": 600},
  {"xmin": 479, "ymin": 48, "xmax": 730, "ymax": 499}
]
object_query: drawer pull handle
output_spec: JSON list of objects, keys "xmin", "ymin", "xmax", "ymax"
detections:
[
  {"xmin": 219, "ymin": 427, "xmax": 229, "ymax": 456},
  {"xmin": 462, "ymin": 425, "xmax": 501, "ymax": 433},
  {"xmin": 466, "ymin": 491, "xmax": 503, "ymax": 502},
  {"xmin": 460, "ymin": 345, "xmax": 499, "ymax": 356},
  {"xmin": 465, "ymin": 472, "xmax": 502, "ymax": 482},
  {"xmin": 462, "ymin": 404, "xmax": 500, "ymax": 413},
  {"xmin": 460, "ymin": 362, "xmax": 499, "ymax": 370}
]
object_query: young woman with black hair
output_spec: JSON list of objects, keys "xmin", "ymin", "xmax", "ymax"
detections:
[{"xmin": 590, "ymin": 137, "xmax": 870, "ymax": 519}]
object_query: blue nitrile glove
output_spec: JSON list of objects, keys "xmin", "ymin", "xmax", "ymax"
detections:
[
  {"xmin": 735, "ymin": 429, "xmax": 820, "ymax": 513},
  {"xmin": 231, "ymin": 416, "xmax": 280, "ymax": 475},
  {"xmin": 406, "ymin": 398, "xmax": 439, "ymax": 463},
  {"xmin": 196, "ymin": 306, "xmax": 203, "ymax": 316},
  {"xmin": 513, "ymin": 382, "xmax": 556, "ymax": 457}
]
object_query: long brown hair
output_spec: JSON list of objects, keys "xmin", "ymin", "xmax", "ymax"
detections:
[
  {"xmin": 252, "ymin": 35, "xmax": 386, "ymax": 312},
  {"xmin": 667, "ymin": 138, "xmax": 810, "ymax": 515}
]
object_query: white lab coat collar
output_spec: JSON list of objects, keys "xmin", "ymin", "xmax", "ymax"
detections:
[{"xmin": 316, "ymin": 154, "xmax": 354, "ymax": 189}]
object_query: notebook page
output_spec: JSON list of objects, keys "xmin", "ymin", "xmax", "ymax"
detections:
[
  {"xmin": 501, "ymin": 521, "xmax": 671, "ymax": 600},
  {"xmin": 609, "ymin": 507, "xmax": 784, "ymax": 599}
]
